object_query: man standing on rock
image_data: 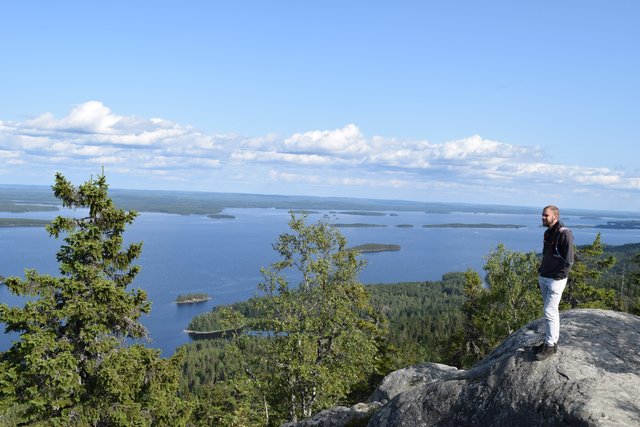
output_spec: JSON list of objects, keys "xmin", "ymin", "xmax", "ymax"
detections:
[{"xmin": 536, "ymin": 205, "xmax": 574, "ymax": 361}]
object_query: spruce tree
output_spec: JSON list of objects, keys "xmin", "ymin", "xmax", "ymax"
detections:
[{"xmin": 0, "ymin": 173, "xmax": 188, "ymax": 426}]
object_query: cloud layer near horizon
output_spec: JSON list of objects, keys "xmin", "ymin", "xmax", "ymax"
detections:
[{"xmin": 1, "ymin": 101, "xmax": 639, "ymax": 209}]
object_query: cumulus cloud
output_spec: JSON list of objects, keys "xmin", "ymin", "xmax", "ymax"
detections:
[
  {"xmin": 0, "ymin": 101, "xmax": 222, "ymax": 178},
  {"xmin": 23, "ymin": 101, "xmax": 122, "ymax": 133},
  {"xmin": 1, "ymin": 101, "xmax": 639, "ymax": 208},
  {"xmin": 283, "ymin": 123, "xmax": 368, "ymax": 156},
  {"xmin": 433, "ymin": 135, "xmax": 539, "ymax": 160}
]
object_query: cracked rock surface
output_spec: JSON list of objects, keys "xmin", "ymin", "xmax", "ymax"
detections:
[{"xmin": 368, "ymin": 309, "xmax": 640, "ymax": 427}]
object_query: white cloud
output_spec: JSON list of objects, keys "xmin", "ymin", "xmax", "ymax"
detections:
[
  {"xmin": 1, "ymin": 102, "xmax": 639, "ymax": 210},
  {"xmin": 235, "ymin": 150, "xmax": 336, "ymax": 165},
  {"xmin": 0, "ymin": 149, "xmax": 20, "ymax": 159},
  {"xmin": 433, "ymin": 135, "xmax": 539, "ymax": 160},
  {"xmin": 283, "ymin": 124, "xmax": 368, "ymax": 156},
  {"xmin": 24, "ymin": 101, "xmax": 122, "ymax": 133}
]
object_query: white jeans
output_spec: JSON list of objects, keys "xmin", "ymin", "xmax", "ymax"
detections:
[{"xmin": 538, "ymin": 276, "xmax": 567, "ymax": 346}]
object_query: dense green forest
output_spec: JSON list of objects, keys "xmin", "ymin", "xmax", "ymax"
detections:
[
  {"xmin": 2, "ymin": 178, "xmax": 640, "ymax": 426},
  {"xmin": 182, "ymin": 272, "xmax": 466, "ymax": 394},
  {"xmin": 177, "ymin": 236, "xmax": 640, "ymax": 425}
]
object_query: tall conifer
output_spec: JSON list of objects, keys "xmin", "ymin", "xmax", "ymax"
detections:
[{"xmin": 0, "ymin": 173, "xmax": 187, "ymax": 426}]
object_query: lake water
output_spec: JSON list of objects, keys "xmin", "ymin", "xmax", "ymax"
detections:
[{"xmin": 2, "ymin": 208, "xmax": 640, "ymax": 356}]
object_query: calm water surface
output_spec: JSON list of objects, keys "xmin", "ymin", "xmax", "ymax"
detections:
[{"xmin": 2, "ymin": 208, "xmax": 639, "ymax": 355}]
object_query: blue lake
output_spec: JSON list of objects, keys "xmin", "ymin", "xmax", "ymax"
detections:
[{"xmin": 2, "ymin": 208, "xmax": 640, "ymax": 356}]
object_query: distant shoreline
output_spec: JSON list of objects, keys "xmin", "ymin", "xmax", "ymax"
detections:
[{"xmin": 2, "ymin": 185, "xmax": 639, "ymax": 218}]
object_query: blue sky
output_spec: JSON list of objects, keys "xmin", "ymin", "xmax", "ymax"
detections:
[{"xmin": 1, "ymin": 1, "xmax": 639, "ymax": 211}]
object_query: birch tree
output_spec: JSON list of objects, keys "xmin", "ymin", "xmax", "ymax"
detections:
[{"xmin": 257, "ymin": 213, "xmax": 384, "ymax": 423}]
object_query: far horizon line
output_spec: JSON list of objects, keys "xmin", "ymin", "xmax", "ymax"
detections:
[{"xmin": 2, "ymin": 182, "xmax": 639, "ymax": 217}]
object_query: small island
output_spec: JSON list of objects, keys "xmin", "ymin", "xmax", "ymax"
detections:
[
  {"xmin": 290, "ymin": 209, "xmax": 321, "ymax": 214},
  {"xmin": 176, "ymin": 293, "xmax": 211, "ymax": 304},
  {"xmin": 207, "ymin": 214, "xmax": 235, "ymax": 219},
  {"xmin": 338, "ymin": 211, "xmax": 387, "ymax": 216},
  {"xmin": 396, "ymin": 224, "xmax": 414, "ymax": 228},
  {"xmin": 332, "ymin": 223, "xmax": 387, "ymax": 228},
  {"xmin": 349, "ymin": 243, "xmax": 401, "ymax": 253},
  {"xmin": 595, "ymin": 220, "xmax": 640, "ymax": 230},
  {"xmin": 0, "ymin": 218, "xmax": 51, "ymax": 227},
  {"xmin": 422, "ymin": 223, "xmax": 526, "ymax": 229}
]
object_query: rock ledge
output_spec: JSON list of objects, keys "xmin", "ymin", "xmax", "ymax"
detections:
[{"xmin": 287, "ymin": 309, "xmax": 640, "ymax": 426}]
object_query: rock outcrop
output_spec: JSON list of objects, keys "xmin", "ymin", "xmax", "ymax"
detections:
[
  {"xmin": 372, "ymin": 309, "xmax": 640, "ymax": 426},
  {"xmin": 366, "ymin": 362, "xmax": 460, "ymax": 405},
  {"xmin": 287, "ymin": 309, "xmax": 640, "ymax": 426}
]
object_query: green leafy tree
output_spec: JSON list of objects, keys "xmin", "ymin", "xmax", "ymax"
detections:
[
  {"xmin": 627, "ymin": 253, "xmax": 640, "ymax": 314},
  {"xmin": 255, "ymin": 213, "xmax": 385, "ymax": 423},
  {"xmin": 562, "ymin": 233, "xmax": 616, "ymax": 309},
  {"xmin": 0, "ymin": 173, "xmax": 188, "ymax": 426},
  {"xmin": 482, "ymin": 244, "xmax": 541, "ymax": 338},
  {"xmin": 448, "ymin": 245, "xmax": 540, "ymax": 368}
]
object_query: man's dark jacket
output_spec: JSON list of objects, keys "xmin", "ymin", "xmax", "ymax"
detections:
[{"xmin": 540, "ymin": 221, "xmax": 574, "ymax": 280}]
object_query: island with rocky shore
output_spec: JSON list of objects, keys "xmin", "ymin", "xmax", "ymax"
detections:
[{"xmin": 176, "ymin": 293, "xmax": 211, "ymax": 304}]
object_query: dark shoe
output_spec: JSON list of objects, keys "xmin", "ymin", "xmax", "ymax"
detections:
[
  {"xmin": 533, "ymin": 342, "xmax": 545, "ymax": 353},
  {"xmin": 534, "ymin": 343, "xmax": 557, "ymax": 354},
  {"xmin": 535, "ymin": 344, "xmax": 557, "ymax": 361}
]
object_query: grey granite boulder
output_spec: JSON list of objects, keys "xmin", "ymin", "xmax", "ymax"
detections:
[
  {"xmin": 369, "ymin": 309, "xmax": 640, "ymax": 426},
  {"xmin": 280, "ymin": 402, "xmax": 383, "ymax": 427},
  {"xmin": 367, "ymin": 362, "xmax": 460, "ymax": 405}
]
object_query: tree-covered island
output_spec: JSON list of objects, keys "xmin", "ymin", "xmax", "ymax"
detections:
[
  {"xmin": 206, "ymin": 213, "xmax": 235, "ymax": 219},
  {"xmin": 332, "ymin": 223, "xmax": 387, "ymax": 228},
  {"xmin": 176, "ymin": 293, "xmax": 211, "ymax": 304},
  {"xmin": 349, "ymin": 243, "xmax": 401, "ymax": 253},
  {"xmin": 422, "ymin": 223, "xmax": 526, "ymax": 229},
  {"xmin": 337, "ymin": 211, "xmax": 386, "ymax": 216},
  {"xmin": 595, "ymin": 220, "xmax": 640, "ymax": 229}
]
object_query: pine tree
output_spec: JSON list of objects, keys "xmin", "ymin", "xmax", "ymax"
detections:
[{"xmin": 0, "ymin": 173, "xmax": 188, "ymax": 426}]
